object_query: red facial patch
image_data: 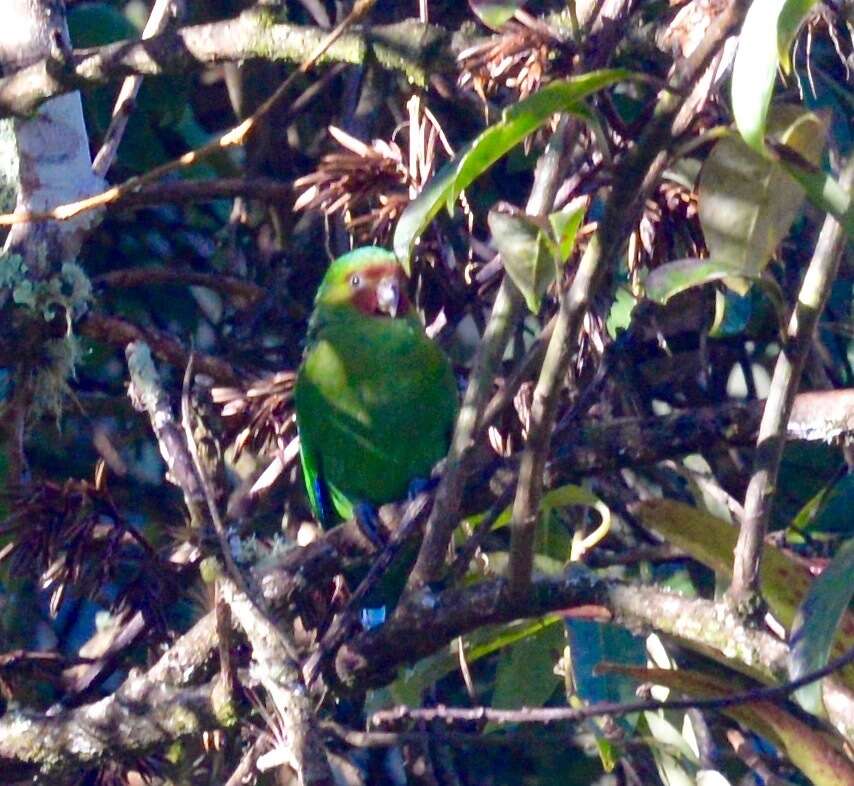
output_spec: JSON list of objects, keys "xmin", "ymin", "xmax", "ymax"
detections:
[{"xmin": 349, "ymin": 264, "xmax": 411, "ymax": 318}]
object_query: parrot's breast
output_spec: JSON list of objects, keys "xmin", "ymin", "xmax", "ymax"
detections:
[{"xmin": 295, "ymin": 312, "xmax": 457, "ymax": 517}]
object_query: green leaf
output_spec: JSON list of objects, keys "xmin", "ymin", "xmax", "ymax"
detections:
[
  {"xmin": 731, "ymin": 0, "xmax": 821, "ymax": 148},
  {"xmin": 468, "ymin": 0, "xmax": 522, "ymax": 30},
  {"xmin": 488, "ymin": 205, "xmax": 554, "ymax": 313},
  {"xmin": 698, "ymin": 107, "xmax": 827, "ymax": 281},
  {"xmin": 778, "ymin": 157, "xmax": 854, "ymax": 241},
  {"xmin": 389, "ymin": 617, "xmax": 562, "ymax": 705},
  {"xmin": 789, "ymin": 538, "xmax": 854, "ymax": 715},
  {"xmin": 732, "ymin": 0, "xmax": 783, "ymax": 151},
  {"xmin": 393, "ymin": 70, "xmax": 631, "ymax": 269},
  {"xmin": 489, "ymin": 621, "xmax": 564, "ymax": 729},
  {"xmin": 606, "ymin": 286, "xmax": 636, "ymax": 338},
  {"xmin": 778, "ymin": 0, "xmax": 821, "ymax": 74},
  {"xmin": 644, "ymin": 258, "xmax": 751, "ymax": 304},
  {"xmin": 547, "ymin": 198, "xmax": 586, "ymax": 263}
]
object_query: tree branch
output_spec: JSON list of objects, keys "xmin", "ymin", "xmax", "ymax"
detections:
[
  {"xmin": 81, "ymin": 312, "xmax": 240, "ymax": 384},
  {"xmin": 409, "ymin": 117, "xmax": 574, "ymax": 588},
  {"xmin": 730, "ymin": 154, "xmax": 854, "ymax": 610},
  {"xmin": 0, "ymin": 672, "xmax": 229, "ymax": 777},
  {"xmin": 507, "ymin": 0, "xmax": 752, "ymax": 597},
  {"xmin": 0, "ymin": 14, "xmax": 456, "ymax": 119},
  {"xmin": 219, "ymin": 574, "xmax": 334, "ymax": 786}
]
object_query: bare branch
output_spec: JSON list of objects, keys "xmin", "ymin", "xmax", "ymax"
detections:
[
  {"xmin": 507, "ymin": 0, "xmax": 752, "ymax": 597},
  {"xmin": 369, "ymin": 646, "xmax": 854, "ymax": 730},
  {"xmin": 731, "ymin": 155, "xmax": 854, "ymax": 610},
  {"xmin": 125, "ymin": 340, "xmax": 206, "ymax": 524},
  {"xmin": 91, "ymin": 0, "xmax": 177, "ymax": 178},
  {"xmin": 219, "ymin": 574, "xmax": 334, "ymax": 786},
  {"xmin": 0, "ymin": 14, "xmax": 452, "ymax": 119},
  {"xmin": 81, "ymin": 312, "xmax": 240, "ymax": 384}
]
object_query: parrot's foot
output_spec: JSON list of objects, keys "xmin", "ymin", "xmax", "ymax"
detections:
[
  {"xmin": 354, "ymin": 501, "xmax": 387, "ymax": 548},
  {"xmin": 406, "ymin": 476, "xmax": 435, "ymax": 500},
  {"xmin": 359, "ymin": 606, "xmax": 387, "ymax": 630}
]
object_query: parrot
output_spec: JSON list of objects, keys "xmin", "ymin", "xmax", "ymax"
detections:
[{"xmin": 294, "ymin": 246, "xmax": 458, "ymax": 535}]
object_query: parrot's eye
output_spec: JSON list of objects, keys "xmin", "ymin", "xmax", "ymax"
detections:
[{"xmin": 349, "ymin": 274, "xmax": 361, "ymax": 289}]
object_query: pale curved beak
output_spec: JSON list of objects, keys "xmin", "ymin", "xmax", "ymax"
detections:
[{"xmin": 376, "ymin": 275, "xmax": 400, "ymax": 318}]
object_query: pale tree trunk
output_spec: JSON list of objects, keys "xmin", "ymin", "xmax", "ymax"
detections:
[
  {"xmin": 0, "ymin": 0, "xmax": 102, "ymax": 277},
  {"xmin": 0, "ymin": 0, "xmax": 103, "ymax": 482}
]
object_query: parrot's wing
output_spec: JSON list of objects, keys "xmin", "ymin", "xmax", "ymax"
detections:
[
  {"xmin": 299, "ymin": 438, "xmax": 330, "ymax": 526},
  {"xmin": 299, "ymin": 436, "xmax": 355, "ymax": 525}
]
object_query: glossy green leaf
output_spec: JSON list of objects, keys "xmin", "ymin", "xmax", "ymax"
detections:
[
  {"xmin": 393, "ymin": 70, "xmax": 631, "ymax": 269},
  {"xmin": 468, "ymin": 0, "xmax": 522, "ymax": 30},
  {"xmin": 778, "ymin": 0, "xmax": 821, "ymax": 74},
  {"xmin": 789, "ymin": 538, "xmax": 854, "ymax": 715},
  {"xmin": 488, "ymin": 205, "xmax": 554, "ymax": 313},
  {"xmin": 698, "ymin": 107, "xmax": 827, "ymax": 281}
]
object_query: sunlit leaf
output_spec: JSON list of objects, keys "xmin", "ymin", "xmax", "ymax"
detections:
[
  {"xmin": 393, "ymin": 70, "xmax": 631, "ymax": 269},
  {"xmin": 468, "ymin": 0, "xmax": 522, "ymax": 30},
  {"xmin": 698, "ymin": 107, "xmax": 827, "ymax": 283},
  {"xmin": 731, "ymin": 0, "xmax": 782, "ymax": 151},
  {"xmin": 731, "ymin": 0, "xmax": 819, "ymax": 149},
  {"xmin": 644, "ymin": 258, "xmax": 750, "ymax": 304},
  {"xmin": 789, "ymin": 538, "xmax": 854, "ymax": 715}
]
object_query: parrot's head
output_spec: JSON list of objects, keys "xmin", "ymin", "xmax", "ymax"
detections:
[{"xmin": 314, "ymin": 247, "xmax": 411, "ymax": 320}]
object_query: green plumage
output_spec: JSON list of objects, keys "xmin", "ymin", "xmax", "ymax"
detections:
[{"xmin": 294, "ymin": 247, "xmax": 458, "ymax": 524}]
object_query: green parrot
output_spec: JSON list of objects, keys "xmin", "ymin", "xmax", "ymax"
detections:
[{"xmin": 294, "ymin": 247, "xmax": 458, "ymax": 530}]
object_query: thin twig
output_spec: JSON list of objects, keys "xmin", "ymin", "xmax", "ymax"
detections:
[
  {"xmin": 91, "ymin": 0, "xmax": 176, "ymax": 177},
  {"xmin": 730, "ymin": 154, "xmax": 854, "ymax": 610},
  {"xmin": 0, "ymin": 1, "xmax": 376, "ymax": 226},
  {"xmin": 370, "ymin": 646, "xmax": 854, "ymax": 728}
]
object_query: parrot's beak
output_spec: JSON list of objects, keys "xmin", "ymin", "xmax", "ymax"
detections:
[{"xmin": 376, "ymin": 275, "xmax": 400, "ymax": 318}]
